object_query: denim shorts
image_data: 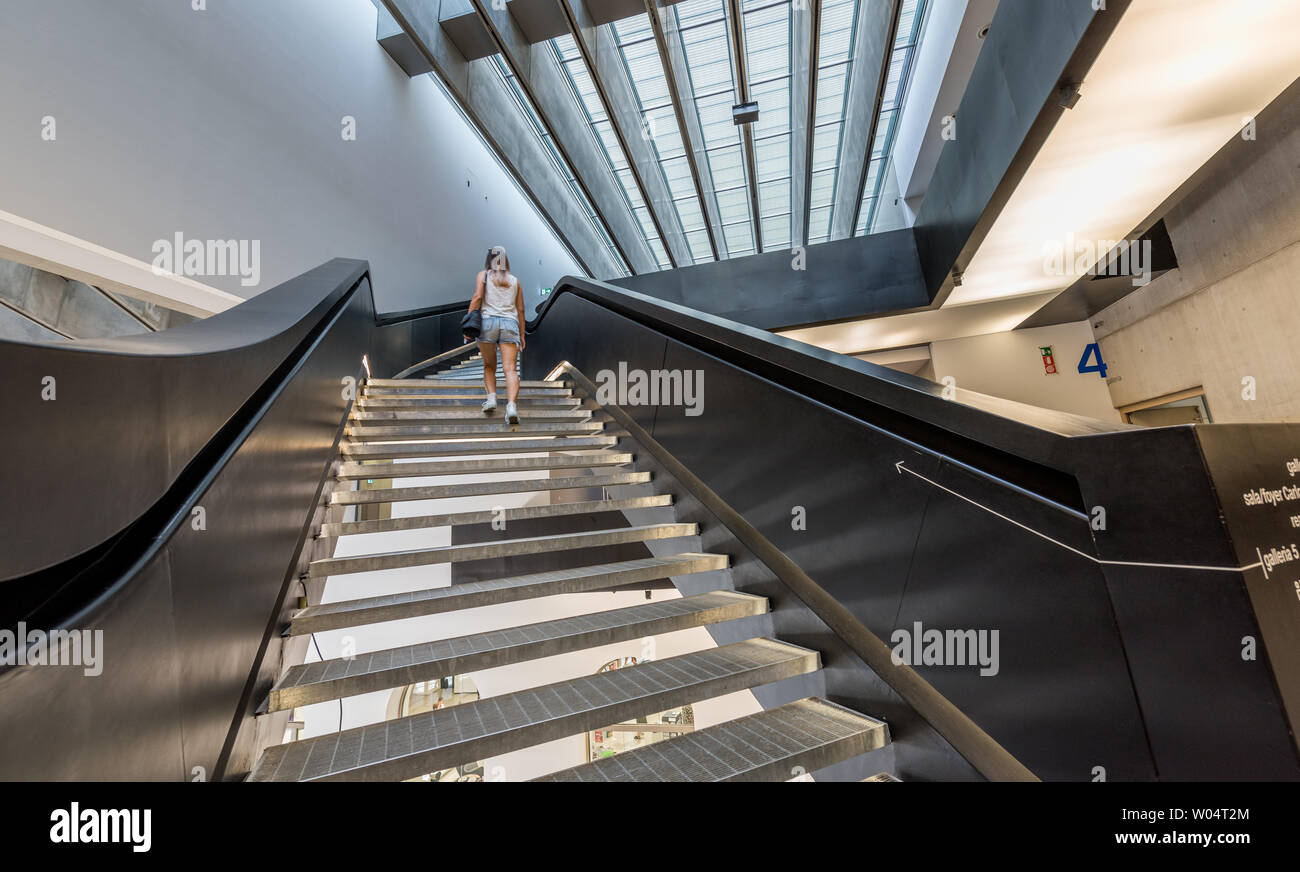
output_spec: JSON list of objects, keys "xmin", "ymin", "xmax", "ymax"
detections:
[{"xmin": 480, "ymin": 314, "xmax": 520, "ymax": 346}]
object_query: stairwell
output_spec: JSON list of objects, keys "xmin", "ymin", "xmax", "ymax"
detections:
[{"xmin": 248, "ymin": 353, "xmax": 891, "ymax": 782}]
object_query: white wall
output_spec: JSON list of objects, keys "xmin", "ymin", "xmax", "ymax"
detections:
[
  {"xmin": 0, "ymin": 0, "xmax": 581, "ymax": 312},
  {"xmin": 929, "ymin": 321, "xmax": 1122, "ymax": 422}
]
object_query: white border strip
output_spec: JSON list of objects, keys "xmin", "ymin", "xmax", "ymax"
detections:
[{"xmin": 0, "ymin": 209, "xmax": 243, "ymax": 318}]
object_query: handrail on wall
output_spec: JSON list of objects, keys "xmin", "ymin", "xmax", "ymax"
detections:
[{"xmin": 393, "ymin": 341, "xmax": 477, "ymax": 379}]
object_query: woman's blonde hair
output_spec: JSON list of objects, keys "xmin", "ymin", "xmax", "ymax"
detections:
[{"xmin": 485, "ymin": 246, "xmax": 510, "ymax": 284}]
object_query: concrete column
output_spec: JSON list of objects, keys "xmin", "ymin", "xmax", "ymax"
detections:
[
  {"xmin": 830, "ymin": 0, "xmax": 897, "ymax": 240},
  {"xmin": 567, "ymin": 0, "xmax": 690, "ymax": 267},
  {"xmin": 381, "ymin": 0, "xmax": 622, "ymax": 277},
  {"xmin": 468, "ymin": 0, "xmax": 659, "ymax": 274}
]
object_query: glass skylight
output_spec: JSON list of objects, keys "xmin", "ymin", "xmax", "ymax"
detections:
[
  {"xmin": 551, "ymin": 34, "xmax": 672, "ymax": 269},
  {"xmin": 613, "ymin": 14, "xmax": 716, "ymax": 263},
  {"xmin": 745, "ymin": 0, "xmax": 793, "ymax": 250}
]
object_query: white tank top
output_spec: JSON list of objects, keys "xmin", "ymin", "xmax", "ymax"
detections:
[{"xmin": 482, "ymin": 272, "xmax": 519, "ymax": 320}]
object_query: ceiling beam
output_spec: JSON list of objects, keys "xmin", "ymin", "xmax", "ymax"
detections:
[
  {"xmin": 833, "ymin": 0, "xmax": 901, "ymax": 240},
  {"xmin": 794, "ymin": 0, "xmax": 820, "ymax": 248},
  {"xmin": 724, "ymin": 0, "xmax": 764, "ymax": 254},
  {"xmin": 466, "ymin": 0, "xmax": 659, "ymax": 274},
  {"xmin": 645, "ymin": 0, "xmax": 723, "ymax": 261},
  {"xmin": 559, "ymin": 0, "xmax": 688, "ymax": 268},
  {"xmin": 914, "ymin": 0, "xmax": 1131, "ymax": 304},
  {"xmin": 379, "ymin": 0, "xmax": 621, "ymax": 278}
]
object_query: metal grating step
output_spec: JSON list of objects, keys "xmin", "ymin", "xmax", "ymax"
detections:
[
  {"xmin": 351, "ymin": 408, "xmax": 592, "ymax": 423},
  {"xmin": 267, "ymin": 591, "xmax": 767, "ymax": 711},
  {"xmin": 319, "ymin": 494, "xmax": 673, "ymax": 538},
  {"xmin": 329, "ymin": 471, "xmax": 651, "ymax": 506},
  {"xmin": 288, "ymin": 553, "xmax": 727, "ymax": 634},
  {"xmin": 248, "ymin": 638, "xmax": 818, "ymax": 781},
  {"xmin": 367, "ymin": 378, "xmax": 562, "ymax": 389},
  {"xmin": 366, "ymin": 388, "xmax": 571, "ymax": 401},
  {"xmin": 308, "ymin": 523, "xmax": 698, "ymax": 577},
  {"xmin": 862, "ymin": 772, "xmax": 901, "ymax": 781},
  {"xmin": 340, "ymin": 435, "xmax": 618, "ymax": 460},
  {"xmin": 358, "ymin": 395, "xmax": 580, "ymax": 409},
  {"xmin": 335, "ymin": 452, "xmax": 633, "ymax": 480},
  {"xmin": 344, "ymin": 421, "xmax": 605, "ymax": 441},
  {"xmin": 533, "ymin": 698, "xmax": 889, "ymax": 782}
]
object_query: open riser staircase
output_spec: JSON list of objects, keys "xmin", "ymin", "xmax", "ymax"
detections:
[{"xmin": 248, "ymin": 355, "xmax": 891, "ymax": 782}]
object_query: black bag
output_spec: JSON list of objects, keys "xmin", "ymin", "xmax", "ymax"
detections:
[{"xmin": 461, "ymin": 309, "xmax": 482, "ymax": 340}]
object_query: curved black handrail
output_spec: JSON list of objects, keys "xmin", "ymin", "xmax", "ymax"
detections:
[
  {"xmin": 0, "ymin": 258, "xmax": 370, "ymax": 614},
  {"xmin": 394, "ymin": 341, "xmax": 478, "ymax": 379},
  {"xmin": 528, "ymin": 275, "xmax": 1127, "ymax": 511}
]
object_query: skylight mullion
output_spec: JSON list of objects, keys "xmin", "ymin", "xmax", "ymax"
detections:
[
  {"xmin": 674, "ymin": 0, "xmax": 754, "ymax": 254},
  {"xmin": 614, "ymin": 12, "xmax": 718, "ymax": 263},
  {"xmin": 859, "ymin": 0, "xmax": 929, "ymax": 235}
]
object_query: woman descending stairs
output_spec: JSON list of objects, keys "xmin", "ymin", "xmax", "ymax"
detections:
[{"xmin": 247, "ymin": 370, "xmax": 890, "ymax": 782}]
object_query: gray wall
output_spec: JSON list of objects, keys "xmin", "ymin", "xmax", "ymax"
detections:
[
  {"xmin": 0, "ymin": 0, "xmax": 580, "ymax": 314},
  {"xmin": 1094, "ymin": 91, "xmax": 1300, "ymax": 423}
]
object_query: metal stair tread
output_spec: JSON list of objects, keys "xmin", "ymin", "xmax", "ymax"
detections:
[
  {"xmin": 329, "ymin": 471, "xmax": 651, "ymax": 505},
  {"xmin": 340, "ymin": 435, "xmax": 618, "ymax": 459},
  {"xmin": 288, "ymin": 553, "xmax": 728, "ymax": 634},
  {"xmin": 319, "ymin": 494, "xmax": 673, "ymax": 538},
  {"xmin": 308, "ymin": 522, "xmax": 699, "ymax": 577},
  {"xmin": 267, "ymin": 591, "xmax": 767, "ymax": 711},
  {"xmin": 248, "ymin": 638, "xmax": 818, "ymax": 782},
  {"xmin": 532, "ymin": 697, "xmax": 889, "ymax": 782},
  {"xmin": 334, "ymin": 452, "xmax": 633, "ymax": 480}
]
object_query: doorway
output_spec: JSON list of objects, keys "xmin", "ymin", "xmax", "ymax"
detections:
[{"xmin": 1118, "ymin": 387, "xmax": 1212, "ymax": 426}]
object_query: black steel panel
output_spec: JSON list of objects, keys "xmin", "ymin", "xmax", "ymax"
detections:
[
  {"xmin": 0, "ymin": 562, "xmax": 185, "ymax": 780},
  {"xmin": 0, "ymin": 259, "xmax": 368, "ymax": 581},
  {"xmin": 169, "ymin": 289, "xmax": 374, "ymax": 779},
  {"xmin": 526, "ymin": 293, "xmax": 668, "ymax": 434},
  {"xmin": 0, "ymin": 267, "xmax": 375, "ymax": 780},
  {"xmin": 897, "ymin": 490, "xmax": 1153, "ymax": 781},
  {"xmin": 1101, "ymin": 563, "xmax": 1298, "ymax": 780},
  {"xmin": 652, "ymin": 339, "xmax": 930, "ymax": 640},
  {"xmin": 608, "ymin": 229, "xmax": 929, "ymax": 330}
]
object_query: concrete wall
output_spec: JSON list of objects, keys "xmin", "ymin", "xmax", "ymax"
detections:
[
  {"xmin": 1094, "ymin": 96, "xmax": 1300, "ymax": 424},
  {"xmin": 0, "ymin": 255, "xmax": 194, "ymax": 341},
  {"xmin": 929, "ymin": 320, "xmax": 1122, "ymax": 422},
  {"xmin": 0, "ymin": 0, "xmax": 580, "ymax": 314}
]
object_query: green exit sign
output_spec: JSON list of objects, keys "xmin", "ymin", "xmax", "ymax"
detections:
[{"xmin": 539, "ymin": 287, "xmax": 552, "ymax": 297}]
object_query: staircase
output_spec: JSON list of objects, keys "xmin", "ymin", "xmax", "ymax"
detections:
[
  {"xmin": 247, "ymin": 362, "xmax": 890, "ymax": 782},
  {"xmin": 432, "ymin": 351, "xmax": 521, "ymax": 382}
]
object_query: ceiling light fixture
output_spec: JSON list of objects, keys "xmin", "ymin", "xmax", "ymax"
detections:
[{"xmin": 732, "ymin": 101, "xmax": 759, "ymax": 125}]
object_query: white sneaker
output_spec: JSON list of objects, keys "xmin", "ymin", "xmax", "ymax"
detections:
[
  {"xmin": 505, "ymin": 401, "xmax": 519, "ymax": 425},
  {"xmin": 481, "ymin": 394, "xmax": 498, "ymax": 414}
]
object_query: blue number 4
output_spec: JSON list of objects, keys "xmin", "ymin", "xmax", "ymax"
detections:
[{"xmin": 1077, "ymin": 342, "xmax": 1108, "ymax": 378}]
